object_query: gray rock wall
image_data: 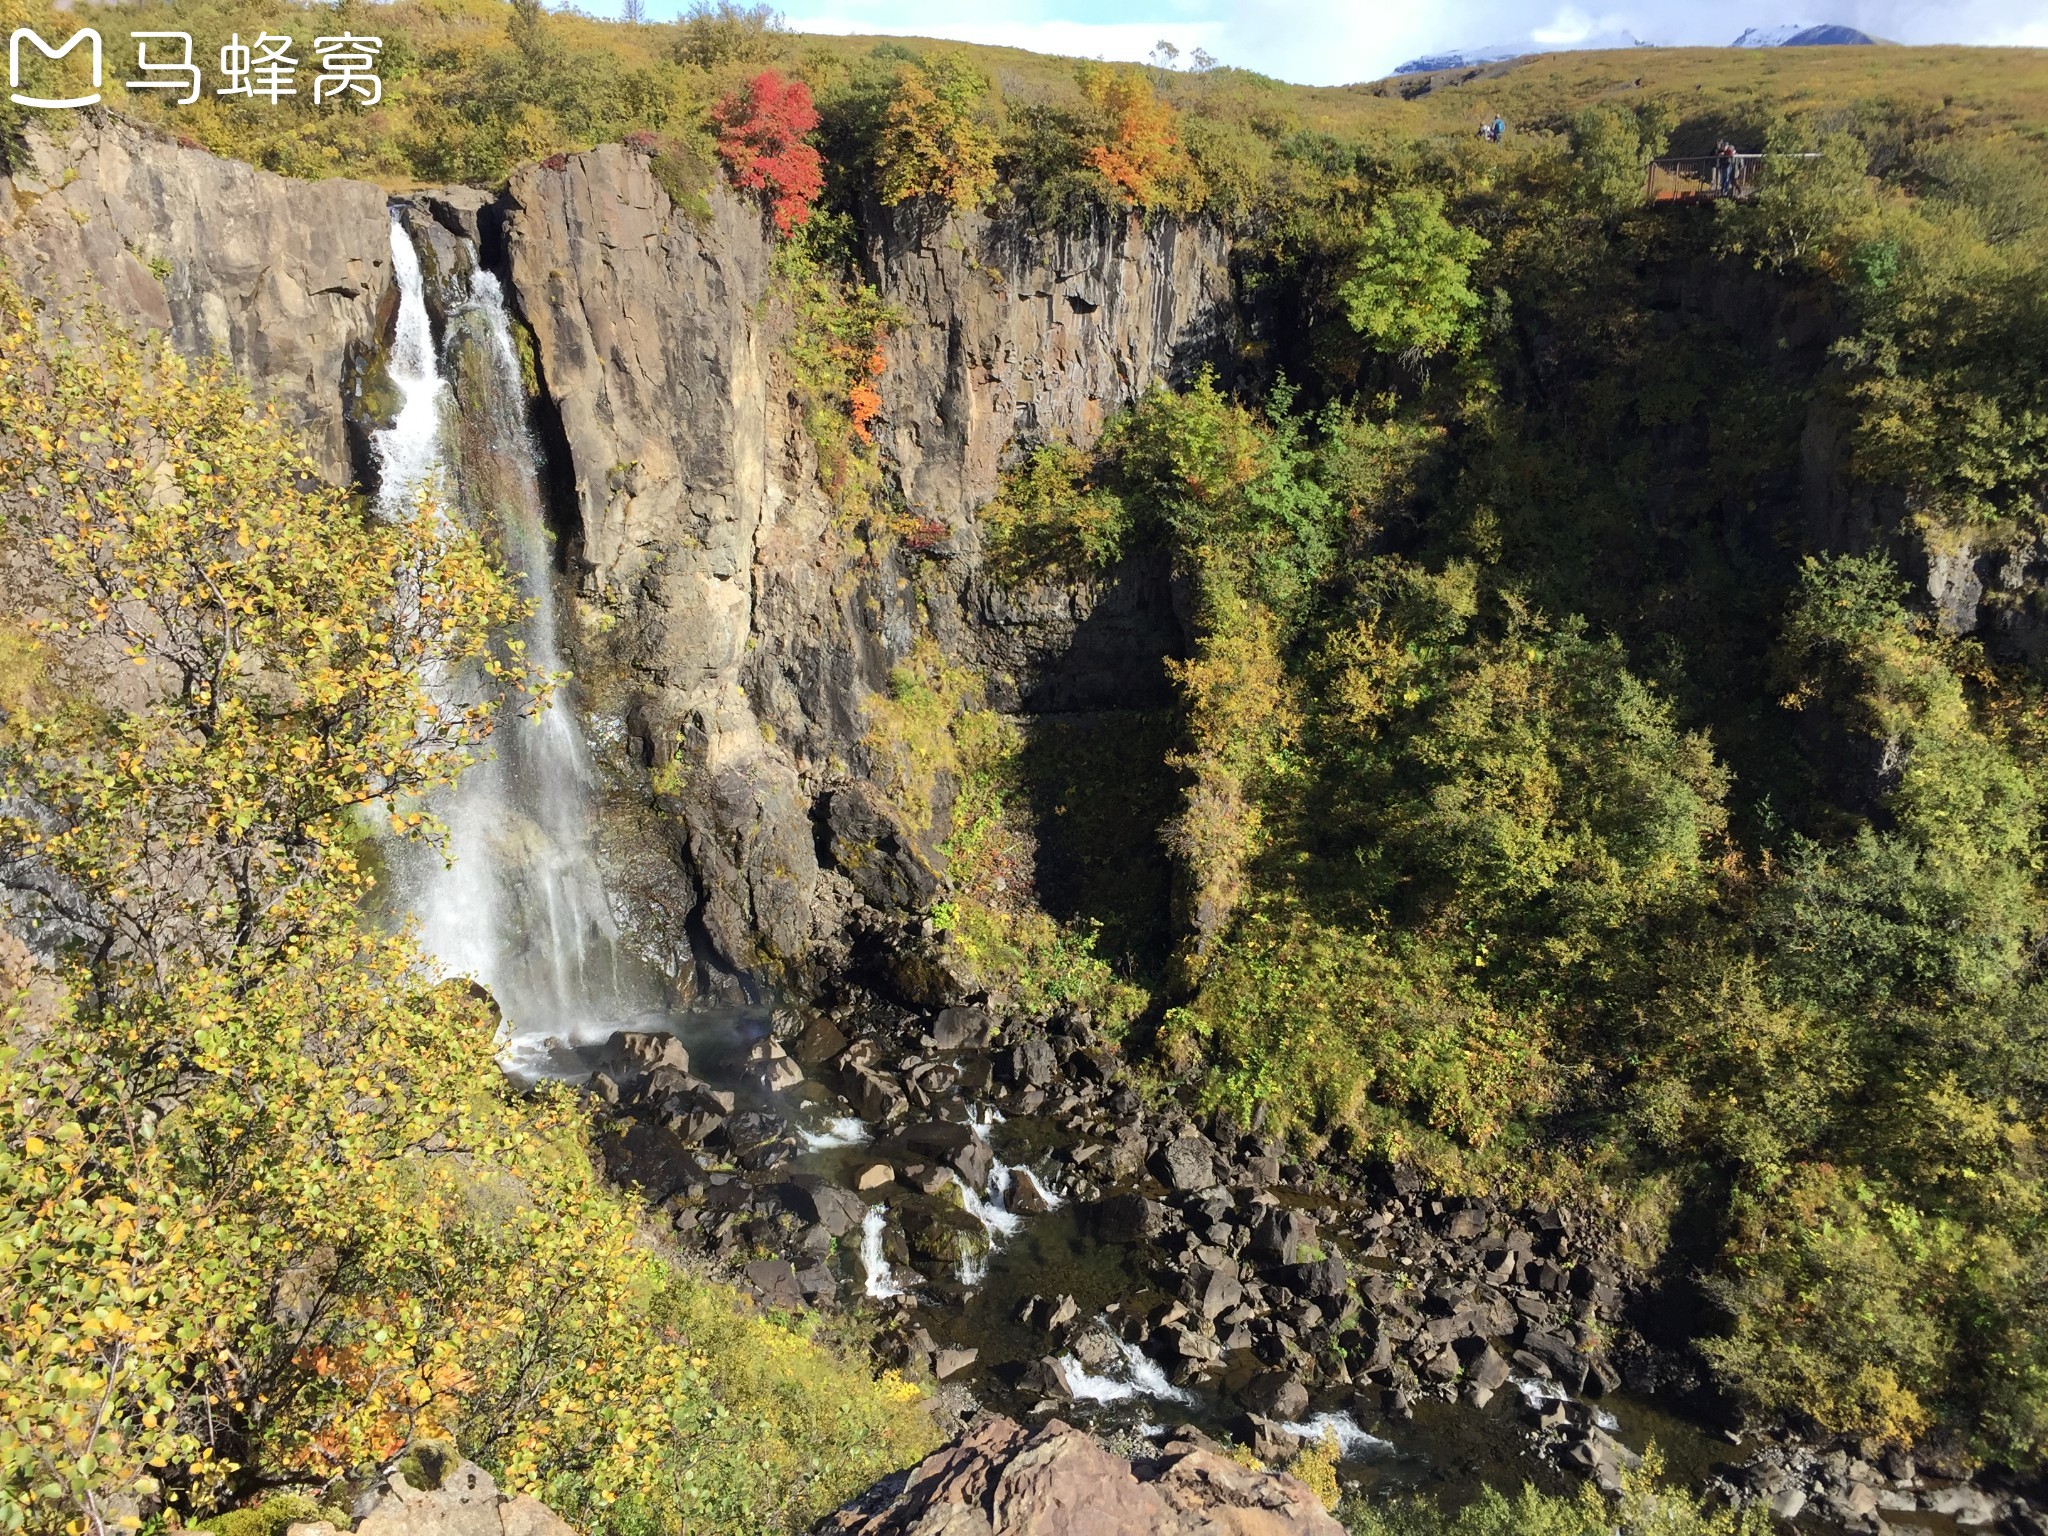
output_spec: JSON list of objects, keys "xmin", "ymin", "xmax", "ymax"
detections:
[
  {"xmin": 497, "ymin": 155, "xmax": 1233, "ymax": 994},
  {"xmin": 0, "ymin": 114, "xmax": 391, "ymax": 482},
  {"xmin": 7, "ymin": 121, "xmax": 1233, "ymax": 999}
]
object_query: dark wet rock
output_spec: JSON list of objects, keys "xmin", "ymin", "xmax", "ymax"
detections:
[
  {"xmin": 931, "ymin": 1006, "xmax": 990, "ymax": 1050},
  {"xmin": 1156, "ymin": 1136, "xmax": 1218, "ymax": 1194},
  {"xmin": 616, "ymin": 1031, "xmax": 689, "ymax": 1074},
  {"xmin": 1093, "ymin": 1193, "xmax": 1171, "ymax": 1242},
  {"xmin": 782, "ymin": 1175, "xmax": 868, "ymax": 1237}
]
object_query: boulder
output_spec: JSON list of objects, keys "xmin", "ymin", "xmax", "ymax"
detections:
[
  {"xmin": 820, "ymin": 1415, "xmax": 1343, "ymax": 1534},
  {"xmin": 1019, "ymin": 1356, "xmax": 1075, "ymax": 1401},
  {"xmin": 931, "ymin": 1006, "xmax": 990, "ymax": 1049},
  {"xmin": 821, "ymin": 783, "xmax": 944, "ymax": 914},
  {"xmin": 748, "ymin": 1040, "xmax": 804, "ymax": 1092},
  {"xmin": 856, "ymin": 1162, "xmax": 895, "ymax": 1191},
  {"xmin": 934, "ymin": 1347, "xmax": 979, "ymax": 1380},
  {"xmin": 782, "ymin": 1175, "xmax": 868, "ymax": 1237},
  {"xmin": 615, "ymin": 1031, "xmax": 689, "ymax": 1075},
  {"xmin": 791, "ymin": 1014, "xmax": 851, "ymax": 1066},
  {"xmin": 1285, "ymin": 1255, "xmax": 1348, "ymax": 1301},
  {"xmin": 1244, "ymin": 1371, "xmax": 1310, "ymax": 1421},
  {"xmin": 1241, "ymin": 1414, "xmax": 1304, "ymax": 1467},
  {"xmin": 1465, "ymin": 1344, "xmax": 1512, "ymax": 1393},
  {"xmin": 743, "ymin": 1258, "xmax": 806, "ymax": 1309},
  {"xmin": 851, "ymin": 1068, "xmax": 908, "ymax": 1124},
  {"xmin": 902, "ymin": 1119, "xmax": 994, "ymax": 1189},
  {"xmin": 1006, "ymin": 1038, "xmax": 1058, "ymax": 1088},
  {"xmin": 1250, "ymin": 1208, "xmax": 1318, "ymax": 1265},
  {"xmin": 1196, "ymin": 1266, "xmax": 1243, "ymax": 1320},
  {"xmin": 355, "ymin": 1446, "xmax": 577, "ymax": 1536},
  {"xmin": 1926, "ymin": 1487, "xmax": 2001, "ymax": 1527},
  {"xmin": 1008, "ymin": 1168, "xmax": 1056, "ymax": 1213},
  {"xmin": 1093, "ymin": 1193, "xmax": 1171, "ymax": 1242},
  {"xmin": 1156, "ymin": 1136, "xmax": 1218, "ymax": 1194}
]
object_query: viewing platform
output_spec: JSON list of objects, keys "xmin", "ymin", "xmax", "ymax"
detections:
[{"xmin": 1646, "ymin": 153, "xmax": 1762, "ymax": 202}]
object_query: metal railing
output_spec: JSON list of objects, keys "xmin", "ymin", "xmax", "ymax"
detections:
[{"xmin": 1647, "ymin": 153, "xmax": 1761, "ymax": 202}]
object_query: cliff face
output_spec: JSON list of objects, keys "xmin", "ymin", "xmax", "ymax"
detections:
[
  {"xmin": 3, "ymin": 123, "xmax": 1227, "ymax": 999},
  {"xmin": 0, "ymin": 115, "xmax": 391, "ymax": 483},
  {"xmin": 496, "ymin": 153, "xmax": 1233, "ymax": 996}
]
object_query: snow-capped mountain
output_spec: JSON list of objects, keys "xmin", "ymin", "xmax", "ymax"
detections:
[
  {"xmin": 1393, "ymin": 29, "xmax": 1650, "ymax": 74},
  {"xmin": 1733, "ymin": 23, "xmax": 1879, "ymax": 44}
]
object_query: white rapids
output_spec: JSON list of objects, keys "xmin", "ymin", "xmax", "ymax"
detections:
[{"xmin": 1056, "ymin": 1333, "xmax": 1195, "ymax": 1406}]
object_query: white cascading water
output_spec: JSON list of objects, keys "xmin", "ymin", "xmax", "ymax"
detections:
[
  {"xmin": 860, "ymin": 1206, "xmax": 904, "ymax": 1299},
  {"xmin": 373, "ymin": 214, "xmax": 647, "ymax": 1071}
]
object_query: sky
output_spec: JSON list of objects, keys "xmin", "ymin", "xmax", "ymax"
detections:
[{"xmin": 750, "ymin": 0, "xmax": 2048, "ymax": 87}]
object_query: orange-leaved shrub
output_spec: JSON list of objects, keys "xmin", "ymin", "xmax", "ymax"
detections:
[{"xmin": 712, "ymin": 69, "xmax": 824, "ymax": 234}]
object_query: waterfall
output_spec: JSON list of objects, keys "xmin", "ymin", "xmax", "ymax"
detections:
[
  {"xmin": 373, "ymin": 213, "xmax": 651, "ymax": 1073},
  {"xmin": 860, "ymin": 1206, "xmax": 904, "ymax": 1299}
]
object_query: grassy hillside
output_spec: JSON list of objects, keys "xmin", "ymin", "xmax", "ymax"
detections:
[{"xmin": 1, "ymin": 0, "xmax": 2041, "ymax": 193}]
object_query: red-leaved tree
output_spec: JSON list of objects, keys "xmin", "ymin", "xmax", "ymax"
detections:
[{"xmin": 711, "ymin": 70, "xmax": 824, "ymax": 234}]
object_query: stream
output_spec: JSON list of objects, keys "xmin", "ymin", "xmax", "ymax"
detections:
[{"xmin": 554, "ymin": 1005, "xmax": 1741, "ymax": 1511}]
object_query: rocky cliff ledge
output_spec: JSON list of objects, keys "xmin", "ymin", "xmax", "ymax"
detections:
[
  {"xmin": 0, "ymin": 115, "xmax": 390, "ymax": 482},
  {"xmin": 819, "ymin": 1414, "xmax": 1344, "ymax": 1536}
]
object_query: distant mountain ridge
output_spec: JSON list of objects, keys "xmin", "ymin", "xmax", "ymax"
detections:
[
  {"xmin": 1394, "ymin": 21, "xmax": 1878, "ymax": 74},
  {"xmin": 1393, "ymin": 32, "xmax": 1648, "ymax": 73},
  {"xmin": 1733, "ymin": 23, "xmax": 1880, "ymax": 44}
]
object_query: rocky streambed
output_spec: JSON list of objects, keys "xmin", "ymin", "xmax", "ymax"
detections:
[{"xmin": 528, "ymin": 1003, "xmax": 2038, "ymax": 1534}]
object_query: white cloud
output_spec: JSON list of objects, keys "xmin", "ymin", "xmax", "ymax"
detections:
[
  {"xmin": 777, "ymin": 0, "xmax": 2047, "ymax": 85},
  {"xmin": 784, "ymin": 12, "xmax": 1227, "ymax": 62}
]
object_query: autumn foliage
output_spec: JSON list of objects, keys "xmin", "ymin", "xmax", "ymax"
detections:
[
  {"xmin": 711, "ymin": 69, "xmax": 824, "ymax": 234},
  {"xmin": 1076, "ymin": 63, "xmax": 1201, "ymax": 212},
  {"xmin": 0, "ymin": 281, "xmax": 935, "ymax": 1536},
  {"xmin": 875, "ymin": 54, "xmax": 1001, "ymax": 211}
]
